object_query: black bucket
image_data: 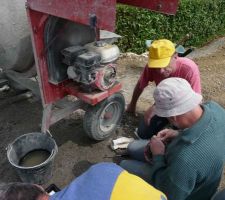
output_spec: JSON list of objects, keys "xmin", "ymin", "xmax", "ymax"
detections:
[{"xmin": 7, "ymin": 132, "xmax": 58, "ymax": 184}]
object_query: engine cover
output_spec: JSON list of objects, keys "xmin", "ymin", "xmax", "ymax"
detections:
[
  {"xmin": 85, "ymin": 41, "xmax": 120, "ymax": 63},
  {"xmin": 68, "ymin": 51, "xmax": 101, "ymax": 85},
  {"xmin": 67, "ymin": 64, "xmax": 116, "ymax": 91}
]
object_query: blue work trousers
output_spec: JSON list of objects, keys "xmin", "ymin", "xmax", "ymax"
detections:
[
  {"xmin": 119, "ymin": 140, "xmax": 153, "ymax": 183},
  {"xmin": 137, "ymin": 115, "xmax": 169, "ymax": 139}
]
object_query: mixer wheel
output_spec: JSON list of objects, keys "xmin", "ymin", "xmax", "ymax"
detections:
[{"xmin": 83, "ymin": 92, "xmax": 125, "ymax": 140}]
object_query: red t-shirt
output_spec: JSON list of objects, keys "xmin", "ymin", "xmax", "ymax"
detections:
[{"xmin": 139, "ymin": 57, "xmax": 201, "ymax": 94}]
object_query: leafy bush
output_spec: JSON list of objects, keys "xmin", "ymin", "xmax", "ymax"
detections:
[{"xmin": 116, "ymin": 0, "xmax": 225, "ymax": 54}]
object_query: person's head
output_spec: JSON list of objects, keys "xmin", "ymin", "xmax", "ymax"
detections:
[
  {"xmin": 153, "ymin": 77, "xmax": 203, "ymax": 129},
  {"xmin": 0, "ymin": 182, "xmax": 49, "ymax": 200},
  {"xmin": 148, "ymin": 39, "xmax": 179, "ymax": 77}
]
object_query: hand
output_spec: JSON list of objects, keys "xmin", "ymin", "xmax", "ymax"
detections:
[
  {"xmin": 144, "ymin": 105, "xmax": 155, "ymax": 125},
  {"xmin": 156, "ymin": 129, "xmax": 179, "ymax": 143},
  {"xmin": 126, "ymin": 103, "xmax": 136, "ymax": 115},
  {"xmin": 144, "ymin": 142, "xmax": 152, "ymax": 163},
  {"xmin": 149, "ymin": 136, "xmax": 165, "ymax": 156}
]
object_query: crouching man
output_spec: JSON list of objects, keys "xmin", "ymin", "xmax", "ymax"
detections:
[
  {"xmin": 0, "ymin": 163, "xmax": 167, "ymax": 200},
  {"xmin": 120, "ymin": 77, "xmax": 225, "ymax": 200}
]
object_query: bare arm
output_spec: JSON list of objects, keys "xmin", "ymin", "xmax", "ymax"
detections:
[
  {"xmin": 127, "ymin": 65, "xmax": 152, "ymax": 114},
  {"xmin": 126, "ymin": 81, "xmax": 143, "ymax": 114}
]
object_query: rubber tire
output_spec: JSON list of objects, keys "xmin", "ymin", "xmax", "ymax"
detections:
[{"xmin": 83, "ymin": 92, "xmax": 125, "ymax": 141}]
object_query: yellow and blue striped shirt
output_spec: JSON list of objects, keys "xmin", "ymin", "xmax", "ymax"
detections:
[{"xmin": 51, "ymin": 162, "xmax": 166, "ymax": 200}]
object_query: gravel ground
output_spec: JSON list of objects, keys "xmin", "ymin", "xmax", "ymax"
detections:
[{"xmin": 0, "ymin": 37, "xmax": 225, "ymax": 190}]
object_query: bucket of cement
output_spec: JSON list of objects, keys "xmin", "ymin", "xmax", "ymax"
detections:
[{"xmin": 7, "ymin": 132, "xmax": 58, "ymax": 184}]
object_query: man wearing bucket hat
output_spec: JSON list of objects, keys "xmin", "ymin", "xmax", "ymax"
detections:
[
  {"xmin": 127, "ymin": 39, "xmax": 201, "ymax": 139},
  {"xmin": 120, "ymin": 78, "xmax": 225, "ymax": 200},
  {"xmin": 0, "ymin": 163, "xmax": 167, "ymax": 200}
]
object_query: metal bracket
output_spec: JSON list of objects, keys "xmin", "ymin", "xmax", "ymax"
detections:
[{"xmin": 41, "ymin": 98, "xmax": 86, "ymax": 133}]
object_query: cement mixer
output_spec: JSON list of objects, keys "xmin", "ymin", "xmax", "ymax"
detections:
[
  {"xmin": 0, "ymin": 0, "xmax": 179, "ymax": 140},
  {"xmin": 0, "ymin": 0, "xmax": 34, "ymax": 73}
]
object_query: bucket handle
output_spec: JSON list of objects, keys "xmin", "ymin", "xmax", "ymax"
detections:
[
  {"xmin": 6, "ymin": 143, "xmax": 12, "ymax": 152},
  {"xmin": 45, "ymin": 130, "xmax": 58, "ymax": 159}
]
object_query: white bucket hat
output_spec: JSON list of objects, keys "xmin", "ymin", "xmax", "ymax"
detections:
[{"xmin": 153, "ymin": 78, "xmax": 202, "ymax": 117}]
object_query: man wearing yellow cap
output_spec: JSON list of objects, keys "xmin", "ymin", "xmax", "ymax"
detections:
[{"xmin": 127, "ymin": 39, "xmax": 201, "ymax": 139}]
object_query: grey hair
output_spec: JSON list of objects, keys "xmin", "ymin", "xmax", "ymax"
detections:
[{"xmin": 0, "ymin": 182, "xmax": 46, "ymax": 200}]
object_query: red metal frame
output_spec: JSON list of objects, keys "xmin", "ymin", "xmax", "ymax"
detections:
[
  {"xmin": 117, "ymin": 0, "xmax": 179, "ymax": 15},
  {"xmin": 26, "ymin": 0, "xmax": 119, "ymax": 106},
  {"xmin": 65, "ymin": 82, "xmax": 122, "ymax": 105},
  {"xmin": 27, "ymin": 0, "xmax": 117, "ymax": 32},
  {"xmin": 26, "ymin": 0, "xmax": 179, "ymax": 133},
  {"xmin": 26, "ymin": 0, "xmax": 179, "ymax": 106}
]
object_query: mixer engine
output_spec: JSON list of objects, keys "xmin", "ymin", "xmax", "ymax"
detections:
[{"xmin": 62, "ymin": 41, "xmax": 120, "ymax": 91}]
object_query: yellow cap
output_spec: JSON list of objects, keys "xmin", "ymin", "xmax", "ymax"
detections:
[{"xmin": 148, "ymin": 39, "xmax": 175, "ymax": 68}]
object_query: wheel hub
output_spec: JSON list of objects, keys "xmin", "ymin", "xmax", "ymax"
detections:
[{"xmin": 100, "ymin": 101, "xmax": 120, "ymax": 132}]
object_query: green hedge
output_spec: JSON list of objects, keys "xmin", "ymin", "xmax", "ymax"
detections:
[{"xmin": 116, "ymin": 0, "xmax": 225, "ymax": 54}]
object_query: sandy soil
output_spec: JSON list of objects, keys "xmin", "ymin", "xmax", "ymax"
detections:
[{"xmin": 0, "ymin": 37, "xmax": 225, "ymax": 190}]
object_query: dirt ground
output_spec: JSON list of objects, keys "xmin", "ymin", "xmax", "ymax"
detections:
[{"xmin": 0, "ymin": 37, "xmax": 225, "ymax": 190}]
